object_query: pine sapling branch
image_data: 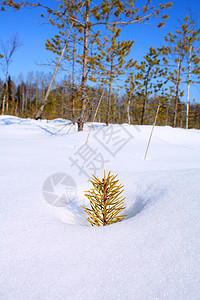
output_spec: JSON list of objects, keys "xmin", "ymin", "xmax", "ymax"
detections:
[{"xmin": 82, "ymin": 171, "xmax": 127, "ymax": 226}]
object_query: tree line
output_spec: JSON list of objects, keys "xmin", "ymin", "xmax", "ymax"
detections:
[{"xmin": 0, "ymin": 1, "xmax": 200, "ymax": 129}]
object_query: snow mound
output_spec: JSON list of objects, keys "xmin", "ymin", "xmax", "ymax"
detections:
[{"xmin": 0, "ymin": 115, "xmax": 31, "ymax": 125}]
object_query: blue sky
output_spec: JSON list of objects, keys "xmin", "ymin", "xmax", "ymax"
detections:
[{"xmin": 0, "ymin": 0, "xmax": 200, "ymax": 102}]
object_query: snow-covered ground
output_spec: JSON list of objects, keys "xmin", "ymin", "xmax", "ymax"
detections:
[{"xmin": 0, "ymin": 115, "xmax": 200, "ymax": 299}]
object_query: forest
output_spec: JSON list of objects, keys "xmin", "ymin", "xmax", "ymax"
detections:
[{"xmin": 0, "ymin": 0, "xmax": 200, "ymax": 130}]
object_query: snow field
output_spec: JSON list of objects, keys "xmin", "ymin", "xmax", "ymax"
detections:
[{"xmin": 0, "ymin": 116, "xmax": 200, "ymax": 299}]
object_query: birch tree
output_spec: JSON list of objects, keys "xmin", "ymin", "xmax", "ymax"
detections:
[{"xmin": 0, "ymin": 34, "xmax": 21, "ymax": 114}]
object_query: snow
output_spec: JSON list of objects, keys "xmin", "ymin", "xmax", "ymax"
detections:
[{"xmin": 0, "ymin": 115, "xmax": 200, "ymax": 299}]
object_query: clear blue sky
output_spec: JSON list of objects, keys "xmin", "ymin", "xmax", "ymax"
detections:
[{"xmin": 0, "ymin": 0, "xmax": 200, "ymax": 103}]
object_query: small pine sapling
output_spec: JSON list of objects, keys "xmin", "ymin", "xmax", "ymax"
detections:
[{"xmin": 82, "ymin": 171, "xmax": 127, "ymax": 226}]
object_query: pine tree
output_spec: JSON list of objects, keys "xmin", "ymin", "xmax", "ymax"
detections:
[
  {"xmin": 133, "ymin": 47, "xmax": 167, "ymax": 125},
  {"xmin": 82, "ymin": 171, "xmax": 127, "ymax": 226},
  {"xmin": 93, "ymin": 24, "xmax": 134, "ymax": 125},
  {"xmin": 0, "ymin": 0, "xmax": 172, "ymax": 129},
  {"xmin": 183, "ymin": 16, "xmax": 200, "ymax": 129},
  {"xmin": 160, "ymin": 15, "xmax": 200, "ymax": 127}
]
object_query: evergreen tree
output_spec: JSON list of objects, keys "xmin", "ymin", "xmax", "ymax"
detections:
[
  {"xmin": 93, "ymin": 24, "xmax": 134, "ymax": 125},
  {"xmin": 0, "ymin": 0, "xmax": 172, "ymax": 130},
  {"xmin": 82, "ymin": 171, "xmax": 127, "ymax": 226},
  {"xmin": 160, "ymin": 15, "xmax": 200, "ymax": 127},
  {"xmin": 130, "ymin": 47, "xmax": 167, "ymax": 125},
  {"xmin": 183, "ymin": 16, "xmax": 200, "ymax": 129}
]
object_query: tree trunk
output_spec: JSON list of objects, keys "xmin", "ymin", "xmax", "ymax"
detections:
[
  {"xmin": 141, "ymin": 97, "xmax": 146, "ymax": 125},
  {"xmin": 6, "ymin": 93, "xmax": 9, "ymax": 112},
  {"xmin": 186, "ymin": 47, "xmax": 192, "ymax": 129},
  {"xmin": 21, "ymin": 85, "xmax": 25, "ymax": 113},
  {"xmin": 2, "ymin": 93, "xmax": 6, "ymax": 115},
  {"xmin": 141, "ymin": 70, "xmax": 149, "ymax": 125},
  {"xmin": 24, "ymin": 86, "xmax": 28, "ymax": 113},
  {"xmin": 173, "ymin": 60, "xmax": 182, "ymax": 127},
  {"xmin": 127, "ymin": 98, "xmax": 131, "ymax": 125},
  {"xmin": 2, "ymin": 69, "xmax": 8, "ymax": 115},
  {"xmin": 71, "ymin": 29, "xmax": 76, "ymax": 125},
  {"xmin": 77, "ymin": 0, "xmax": 90, "ymax": 131},
  {"xmin": 106, "ymin": 54, "xmax": 114, "ymax": 126},
  {"xmin": 141, "ymin": 84, "xmax": 147, "ymax": 125}
]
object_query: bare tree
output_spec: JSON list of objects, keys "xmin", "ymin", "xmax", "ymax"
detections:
[{"xmin": 0, "ymin": 33, "xmax": 21, "ymax": 114}]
